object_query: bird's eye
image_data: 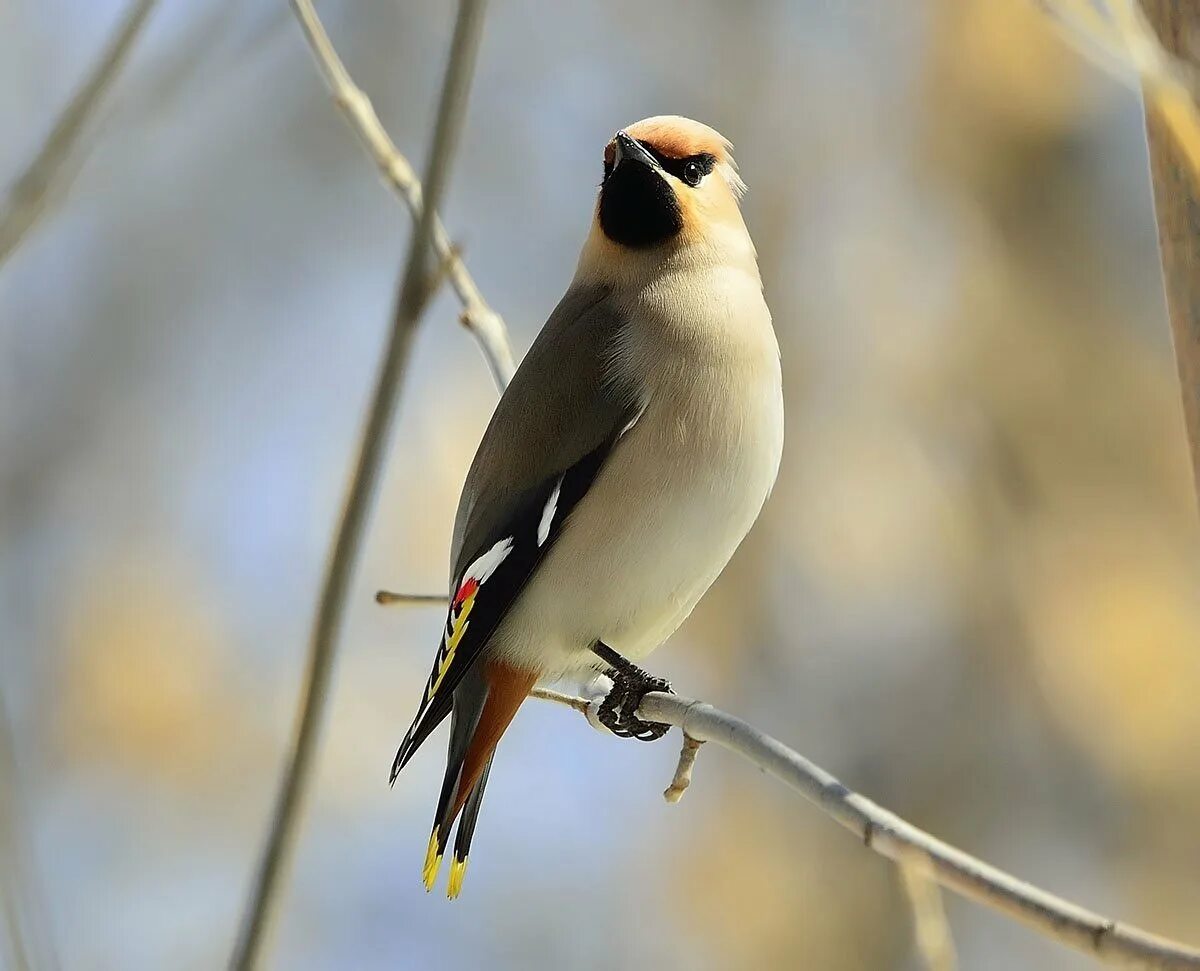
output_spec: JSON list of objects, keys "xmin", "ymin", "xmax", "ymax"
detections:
[{"xmin": 682, "ymin": 160, "xmax": 703, "ymax": 187}]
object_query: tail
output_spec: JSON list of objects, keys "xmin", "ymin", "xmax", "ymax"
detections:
[{"xmin": 422, "ymin": 660, "xmax": 536, "ymax": 899}]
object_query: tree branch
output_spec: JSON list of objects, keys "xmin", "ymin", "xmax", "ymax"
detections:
[
  {"xmin": 526, "ymin": 688, "xmax": 1200, "ymax": 970},
  {"xmin": 229, "ymin": 3, "xmax": 492, "ymax": 967},
  {"xmin": 0, "ymin": 0, "xmax": 159, "ymax": 268}
]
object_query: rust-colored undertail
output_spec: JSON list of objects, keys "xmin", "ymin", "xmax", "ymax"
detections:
[{"xmin": 423, "ymin": 661, "xmax": 537, "ymax": 898}]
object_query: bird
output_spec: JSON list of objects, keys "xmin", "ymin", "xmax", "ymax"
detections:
[{"xmin": 391, "ymin": 115, "xmax": 784, "ymax": 898}]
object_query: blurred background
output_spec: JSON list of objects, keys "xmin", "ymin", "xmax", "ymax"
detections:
[{"xmin": 3, "ymin": 1, "xmax": 1199, "ymax": 968}]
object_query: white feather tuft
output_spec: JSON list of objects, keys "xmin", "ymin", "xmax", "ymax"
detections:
[
  {"xmin": 463, "ymin": 536, "xmax": 514, "ymax": 584},
  {"xmin": 537, "ymin": 480, "xmax": 562, "ymax": 547}
]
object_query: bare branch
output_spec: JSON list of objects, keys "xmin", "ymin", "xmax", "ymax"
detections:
[
  {"xmin": 287, "ymin": 0, "xmax": 515, "ymax": 390},
  {"xmin": 528, "ymin": 689, "xmax": 1200, "ymax": 970},
  {"xmin": 0, "ymin": 0, "xmax": 159, "ymax": 267},
  {"xmin": 230, "ymin": 3, "xmax": 492, "ymax": 967}
]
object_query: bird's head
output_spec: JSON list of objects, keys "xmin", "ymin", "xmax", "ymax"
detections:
[{"xmin": 579, "ymin": 116, "xmax": 754, "ymax": 280}]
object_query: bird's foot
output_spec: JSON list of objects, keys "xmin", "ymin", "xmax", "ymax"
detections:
[{"xmin": 592, "ymin": 642, "xmax": 674, "ymax": 741}]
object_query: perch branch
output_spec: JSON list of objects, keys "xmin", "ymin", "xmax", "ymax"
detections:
[
  {"xmin": 371, "ymin": 590, "xmax": 1199, "ymax": 964},
  {"xmin": 230, "ymin": 3, "xmax": 491, "ymax": 968},
  {"xmin": 286, "ymin": 0, "xmax": 514, "ymax": 390},
  {"xmin": 0, "ymin": 0, "xmax": 159, "ymax": 267},
  {"xmin": 523, "ymin": 688, "xmax": 1200, "ymax": 970}
]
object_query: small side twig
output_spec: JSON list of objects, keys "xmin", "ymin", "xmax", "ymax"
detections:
[
  {"xmin": 662, "ymin": 733, "xmax": 704, "ymax": 804},
  {"xmin": 899, "ymin": 847, "xmax": 959, "ymax": 971},
  {"xmin": 529, "ymin": 686, "xmax": 592, "ymax": 716},
  {"xmin": 0, "ymin": 0, "xmax": 159, "ymax": 267},
  {"xmin": 375, "ymin": 590, "xmax": 447, "ymax": 606}
]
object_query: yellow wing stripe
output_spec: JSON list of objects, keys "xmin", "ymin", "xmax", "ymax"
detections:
[{"xmin": 427, "ymin": 591, "xmax": 476, "ymax": 703}]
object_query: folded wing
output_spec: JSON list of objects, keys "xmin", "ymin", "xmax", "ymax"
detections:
[{"xmin": 391, "ymin": 284, "xmax": 641, "ymax": 780}]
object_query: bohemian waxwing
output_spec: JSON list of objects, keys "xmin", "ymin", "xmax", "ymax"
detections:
[{"xmin": 391, "ymin": 115, "xmax": 784, "ymax": 898}]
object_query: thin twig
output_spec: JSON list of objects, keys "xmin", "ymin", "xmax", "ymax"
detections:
[
  {"xmin": 529, "ymin": 686, "xmax": 593, "ymax": 716},
  {"xmin": 662, "ymin": 733, "xmax": 704, "ymax": 804},
  {"xmin": 286, "ymin": 0, "xmax": 515, "ymax": 391},
  {"xmin": 230, "ymin": 3, "xmax": 491, "ymax": 967},
  {"xmin": 899, "ymin": 847, "xmax": 959, "ymax": 971},
  {"xmin": 0, "ymin": 0, "xmax": 159, "ymax": 267},
  {"xmin": 375, "ymin": 590, "xmax": 447, "ymax": 606},
  {"xmin": 526, "ymin": 689, "xmax": 1200, "ymax": 970}
]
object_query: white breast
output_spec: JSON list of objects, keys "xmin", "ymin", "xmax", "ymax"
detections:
[{"xmin": 492, "ymin": 267, "xmax": 784, "ymax": 678}]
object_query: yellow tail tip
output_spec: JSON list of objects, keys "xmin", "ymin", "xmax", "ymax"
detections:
[
  {"xmin": 422, "ymin": 830, "xmax": 443, "ymax": 892},
  {"xmin": 446, "ymin": 856, "xmax": 468, "ymax": 900}
]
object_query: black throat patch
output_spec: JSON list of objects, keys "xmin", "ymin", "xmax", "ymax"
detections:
[{"xmin": 598, "ymin": 162, "xmax": 683, "ymax": 249}]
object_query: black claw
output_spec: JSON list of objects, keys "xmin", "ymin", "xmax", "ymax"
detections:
[
  {"xmin": 596, "ymin": 683, "xmax": 632, "ymax": 736},
  {"xmin": 591, "ymin": 642, "xmax": 674, "ymax": 742}
]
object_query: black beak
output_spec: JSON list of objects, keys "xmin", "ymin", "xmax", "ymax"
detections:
[{"xmin": 613, "ymin": 131, "xmax": 660, "ymax": 171}]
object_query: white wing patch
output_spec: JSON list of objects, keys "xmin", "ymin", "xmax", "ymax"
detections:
[
  {"xmin": 537, "ymin": 479, "xmax": 563, "ymax": 547},
  {"xmin": 461, "ymin": 536, "xmax": 514, "ymax": 584}
]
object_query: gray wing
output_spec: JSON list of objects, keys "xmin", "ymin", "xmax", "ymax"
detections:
[
  {"xmin": 391, "ymin": 283, "xmax": 642, "ymax": 778},
  {"xmin": 451, "ymin": 282, "xmax": 640, "ymax": 575}
]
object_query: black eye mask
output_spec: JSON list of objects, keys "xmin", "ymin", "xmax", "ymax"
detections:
[
  {"xmin": 636, "ymin": 142, "xmax": 717, "ymax": 186},
  {"xmin": 601, "ymin": 146, "xmax": 717, "ymax": 185}
]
